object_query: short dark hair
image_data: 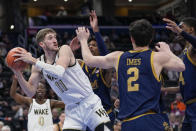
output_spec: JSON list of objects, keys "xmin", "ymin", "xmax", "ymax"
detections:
[
  {"xmin": 88, "ymin": 35, "xmax": 96, "ymax": 43},
  {"xmin": 129, "ymin": 19, "xmax": 154, "ymax": 47},
  {"xmin": 181, "ymin": 17, "xmax": 196, "ymax": 32}
]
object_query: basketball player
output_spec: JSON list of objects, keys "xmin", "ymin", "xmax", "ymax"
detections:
[
  {"xmin": 163, "ymin": 17, "xmax": 196, "ymax": 131},
  {"xmin": 71, "ymin": 10, "xmax": 115, "ymax": 125},
  {"xmin": 53, "ymin": 112, "xmax": 65, "ymax": 131},
  {"xmin": 10, "ymin": 76, "xmax": 65, "ymax": 131},
  {"xmin": 76, "ymin": 19, "xmax": 185, "ymax": 131},
  {"xmin": 12, "ymin": 28, "xmax": 110, "ymax": 131}
]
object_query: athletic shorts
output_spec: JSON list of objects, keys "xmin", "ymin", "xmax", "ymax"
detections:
[{"xmin": 62, "ymin": 93, "xmax": 110, "ymax": 130}]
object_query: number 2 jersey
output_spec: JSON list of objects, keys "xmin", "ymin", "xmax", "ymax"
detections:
[
  {"xmin": 39, "ymin": 54, "xmax": 93, "ymax": 106},
  {"xmin": 117, "ymin": 49, "xmax": 161, "ymax": 120}
]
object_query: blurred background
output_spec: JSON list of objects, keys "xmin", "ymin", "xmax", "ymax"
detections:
[{"xmin": 0, "ymin": 0, "xmax": 194, "ymax": 130}]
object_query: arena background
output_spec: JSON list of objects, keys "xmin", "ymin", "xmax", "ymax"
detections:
[{"xmin": 0, "ymin": 0, "xmax": 194, "ymax": 130}]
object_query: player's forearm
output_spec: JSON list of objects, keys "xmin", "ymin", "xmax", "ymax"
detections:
[
  {"xmin": 94, "ymin": 32, "xmax": 108, "ymax": 56},
  {"xmin": 161, "ymin": 87, "xmax": 180, "ymax": 94},
  {"xmin": 15, "ymin": 73, "xmax": 35, "ymax": 97},
  {"xmin": 180, "ymin": 31, "xmax": 196, "ymax": 48},
  {"xmin": 35, "ymin": 61, "xmax": 66, "ymax": 78},
  {"xmin": 10, "ymin": 78, "xmax": 18, "ymax": 98},
  {"xmin": 80, "ymin": 40, "xmax": 95, "ymax": 66}
]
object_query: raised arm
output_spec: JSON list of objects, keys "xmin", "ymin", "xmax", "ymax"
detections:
[
  {"xmin": 154, "ymin": 42, "xmax": 185, "ymax": 76},
  {"xmin": 90, "ymin": 10, "xmax": 108, "ymax": 55},
  {"xmin": 163, "ymin": 18, "xmax": 196, "ymax": 48},
  {"xmin": 10, "ymin": 76, "xmax": 32, "ymax": 105},
  {"xmin": 12, "ymin": 65, "xmax": 40, "ymax": 97},
  {"xmin": 14, "ymin": 45, "xmax": 75, "ymax": 78},
  {"xmin": 76, "ymin": 27, "xmax": 122, "ymax": 69}
]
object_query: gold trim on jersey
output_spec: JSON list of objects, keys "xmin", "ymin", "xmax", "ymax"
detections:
[
  {"xmin": 80, "ymin": 61, "xmax": 85, "ymax": 68},
  {"xmin": 187, "ymin": 50, "xmax": 196, "ymax": 66},
  {"xmin": 186, "ymin": 98, "xmax": 196, "ymax": 105},
  {"xmin": 123, "ymin": 111, "xmax": 156, "ymax": 122},
  {"xmin": 100, "ymin": 69, "xmax": 110, "ymax": 88},
  {"xmin": 106, "ymin": 108, "xmax": 113, "ymax": 114},
  {"xmin": 150, "ymin": 51, "xmax": 160, "ymax": 82},
  {"xmin": 129, "ymin": 49, "xmax": 149, "ymax": 53},
  {"xmin": 116, "ymin": 53, "xmax": 123, "ymax": 80}
]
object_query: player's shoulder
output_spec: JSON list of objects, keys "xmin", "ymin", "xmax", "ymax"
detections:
[
  {"xmin": 153, "ymin": 51, "xmax": 170, "ymax": 64},
  {"xmin": 109, "ymin": 51, "xmax": 124, "ymax": 57}
]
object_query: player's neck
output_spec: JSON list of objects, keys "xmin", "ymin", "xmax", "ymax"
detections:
[
  {"xmin": 35, "ymin": 98, "xmax": 46, "ymax": 104},
  {"xmin": 133, "ymin": 46, "xmax": 149, "ymax": 51},
  {"xmin": 44, "ymin": 51, "xmax": 57, "ymax": 64}
]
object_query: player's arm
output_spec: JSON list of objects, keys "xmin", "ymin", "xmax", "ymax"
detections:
[
  {"xmin": 90, "ymin": 10, "xmax": 108, "ymax": 56},
  {"xmin": 154, "ymin": 42, "xmax": 185, "ymax": 72},
  {"xmin": 13, "ymin": 65, "xmax": 40, "ymax": 97},
  {"xmin": 10, "ymin": 76, "xmax": 32, "ymax": 106},
  {"xmin": 50, "ymin": 99, "xmax": 65, "ymax": 109},
  {"xmin": 163, "ymin": 18, "xmax": 196, "ymax": 48},
  {"xmin": 76, "ymin": 27, "xmax": 122, "ymax": 69},
  {"xmin": 161, "ymin": 86, "xmax": 180, "ymax": 94},
  {"xmin": 14, "ymin": 45, "xmax": 74, "ymax": 78}
]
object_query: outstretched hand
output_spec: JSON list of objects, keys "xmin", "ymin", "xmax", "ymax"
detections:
[
  {"xmin": 163, "ymin": 18, "xmax": 183, "ymax": 34},
  {"xmin": 89, "ymin": 10, "xmax": 99, "ymax": 32},
  {"xmin": 69, "ymin": 37, "xmax": 80, "ymax": 51},
  {"xmin": 76, "ymin": 27, "xmax": 90, "ymax": 43}
]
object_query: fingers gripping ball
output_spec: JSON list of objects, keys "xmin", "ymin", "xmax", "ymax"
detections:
[{"xmin": 6, "ymin": 47, "xmax": 28, "ymax": 70}]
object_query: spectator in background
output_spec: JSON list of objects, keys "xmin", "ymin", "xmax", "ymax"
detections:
[
  {"xmin": 171, "ymin": 93, "xmax": 186, "ymax": 115},
  {"xmin": 0, "ymin": 121, "xmax": 4, "ymax": 131},
  {"xmin": 53, "ymin": 112, "xmax": 65, "ymax": 131},
  {"xmin": 52, "ymin": 108, "xmax": 60, "ymax": 124},
  {"xmin": 103, "ymin": 36, "xmax": 116, "ymax": 50},
  {"xmin": 1, "ymin": 125, "xmax": 11, "ymax": 131}
]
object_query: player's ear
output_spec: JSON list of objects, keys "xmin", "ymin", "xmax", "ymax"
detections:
[{"xmin": 39, "ymin": 42, "xmax": 44, "ymax": 47}]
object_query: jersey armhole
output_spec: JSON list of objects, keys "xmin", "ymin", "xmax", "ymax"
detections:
[
  {"xmin": 150, "ymin": 51, "xmax": 160, "ymax": 82},
  {"xmin": 116, "ymin": 53, "xmax": 123, "ymax": 80},
  {"xmin": 187, "ymin": 50, "xmax": 196, "ymax": 66}
]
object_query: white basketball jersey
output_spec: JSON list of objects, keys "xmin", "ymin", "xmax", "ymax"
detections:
[
  {"xmin": 39, "ymin": 54, "xmax": 93, "ymax": 105},
  {"xmin": 28, "ymin": 99, "xmax": 53, "ymax": 131}
]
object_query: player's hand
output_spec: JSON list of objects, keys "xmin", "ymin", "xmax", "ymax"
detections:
[
  {"xmin": 90, "ymin": 10, "xmax": 99, "ymax": 32},
  {"xmin": 69, "ymin": 37, "xmax": 80, "ymax": 51},
  {"xmin": 13, "ymin": 50, "xmax": 37, "ymax": 65},
  {"xmin": 114, "ymin": 99, "xmax": 120, "ymax": 109},
  {"xmin": 155, "ymin": 42, "xmax": 172, "ymax": 54},
  {"xmin": 76, "ymin": 27, "xmax": 90, "ymax": 42},
  {"xmin": 163, "ymin": 18, "xmax": 183, "ymax": 34}
]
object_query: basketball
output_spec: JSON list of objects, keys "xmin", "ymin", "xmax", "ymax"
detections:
[{"xmin": 6, "ymin": 47, "xmax": 28, "ymax": 70}]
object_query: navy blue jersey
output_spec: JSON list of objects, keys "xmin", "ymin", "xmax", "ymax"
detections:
[
  {"xmin": 81, "ymin": 61, "xmax": 112, "ymax": 112},
  {"xmin": 180, "ymin": 50, "xmax": 196, "ymax": 102},
  {"xmin": 117, "ymin": 49, "xmax": 161, "ymax": 120}
]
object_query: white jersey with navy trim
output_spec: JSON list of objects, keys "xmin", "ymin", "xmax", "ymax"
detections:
[
  {"xmin": 39, "ymin": 54, "xmax": 93, "ymax": 105},
  {"xmin": 28, "ymin": 99, "xmax": 53, "ymax": 131}
]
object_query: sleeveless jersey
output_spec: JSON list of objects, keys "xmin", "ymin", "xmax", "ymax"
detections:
[
  {"xmin": 81, "ymin": 61, "xmax": 112, "ymax": 111},
  {"xmin": 117, "ymin": 49, "xmax": 161, "ymax": 120},
  {"xmin": 179, "ymin": 50, "xmax": 196, "ymax": 102},
  {"xmin": 28, "ymin": 99, "xmax": 53, "ymax": 131},
  {"xmin": 39, "ymin": 54, "xmax": 93, "ymax": 105}
]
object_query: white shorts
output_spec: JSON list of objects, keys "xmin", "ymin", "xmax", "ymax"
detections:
[{"xmin": 62, "ymin": 93, "xmax": 110, "ymax": 131}]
